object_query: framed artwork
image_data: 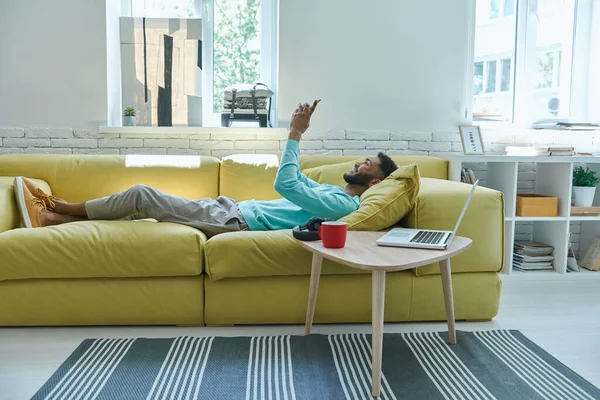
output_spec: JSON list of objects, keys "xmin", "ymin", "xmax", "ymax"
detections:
[{"xmin": 459, "ymin": 125, "xmax": 485, "ymax": 155}]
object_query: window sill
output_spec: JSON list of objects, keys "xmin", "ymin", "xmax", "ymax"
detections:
[{"xmin": 99, "ymin": 126, "xmax": 288, "ymax": 135}]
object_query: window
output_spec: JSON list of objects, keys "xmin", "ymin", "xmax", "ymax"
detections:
[
  {"xmin": 536, "ymin": 50, "xmax": 561, "ymax": 89},
  {"xmin": 120, "ymin": 0, "xmax": 277, "ymax": 127},
  {"xmin": 212, "ymin": 0, "xmax": 261, "ymax": 113},
  {"xmin": 203, "ymin": 0, "xmax": 277, "ymax": 126},
  {"xmin": 503, "ymin": 0, "xmax": 515, "ymax": 16},
  {"xmin": 473, "ymin": 62, "xmax": 484, "ymax": 94},
  {"xmin": 490, "ymin": 0, "xmax": 515, "ymax": 19},
  {"xmin": 472, "ymin": 0, "xmax": 589, "ymax": 124},
  {"xmin": 500, "ymin": 58, "xmax": 512, "ymax": 92},
  {"xmin": 486, "ymin": 61, "xmax": 497, "ymax": 93},
  {"xmin": 490, "ymin": 0, "xmax": 499, "ymax": 18}
]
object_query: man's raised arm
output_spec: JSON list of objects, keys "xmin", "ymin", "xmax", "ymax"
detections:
[{"xmin": 274, "ymin": 100, "xmax": 321, "ymax": 191}]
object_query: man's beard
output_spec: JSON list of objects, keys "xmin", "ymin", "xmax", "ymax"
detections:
[{"xmin": 343, "ymin": 172, "xmax": 371, "ymax": 186}]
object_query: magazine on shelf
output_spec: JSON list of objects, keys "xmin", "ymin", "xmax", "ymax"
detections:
[
  {"xmin": 514, "ymin": 241, "xmax": 554, "ymax": 256},
  {"xmin": 513, "ymin": 264, "xmax": 554, "ymax": 272},
  {"xmin": 513, "ymin": 241, "xmax": 554, "ymax": 272},
  {"xmin": 513, "ymin": 254, "xmax": 554, "ymax": 263},
  {"xmin": 513, "ymin": 260, "xmax": 553, "ymax": 268}
]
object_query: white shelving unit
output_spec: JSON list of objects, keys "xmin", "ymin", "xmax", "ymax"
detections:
[{"xmin": 447, "ymin": 155, "xmax": 600, "ymax": 281}]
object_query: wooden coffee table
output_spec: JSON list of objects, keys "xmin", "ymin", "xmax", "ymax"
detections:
[{"xmin": 298, "ymin": 231, "xmax": 472, "ymax": 397}]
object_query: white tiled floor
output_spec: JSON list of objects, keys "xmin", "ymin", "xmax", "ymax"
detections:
[{"xmin": 1, "ymin": 279, "xmax": 599, "ymax": 400}]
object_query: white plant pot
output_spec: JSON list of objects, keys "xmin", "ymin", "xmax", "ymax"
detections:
[
  {"xmin": 572, "ymin": 186, "xmax": 596, "ymax": 207},
  {"xmin": 123, "ymin": 116, "xmax": 136, "ymax": 126}
]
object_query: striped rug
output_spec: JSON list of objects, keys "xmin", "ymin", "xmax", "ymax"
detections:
[{"xmin": 33, "ymin": 330, "xmax": 600, "ymax": 400}]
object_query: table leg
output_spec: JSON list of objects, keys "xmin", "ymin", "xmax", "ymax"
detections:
[
  {"xmin": 440, "ymin": 258, "xmax": 456, "ymax": 344},
  {"xmin": 371, "ymin": 270, "xmax": 386, "ymax": 397},
  {"xmin": 304, "ymin": 254, "xmax": 323, "ymax": 335}
]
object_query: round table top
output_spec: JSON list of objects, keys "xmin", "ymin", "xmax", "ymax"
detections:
[{"xmin": 297, "ymin": 231, "xmax": 472, "ymax": 272}]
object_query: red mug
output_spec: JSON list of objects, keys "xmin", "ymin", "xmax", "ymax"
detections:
[{"xmin": 318, "ymin": 221, "xmax": 348, "ymax": 248}]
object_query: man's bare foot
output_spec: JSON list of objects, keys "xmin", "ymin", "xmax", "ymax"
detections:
[
  {"xmin": 40, "ymin": 209, "xmax": 85, "ymax": 227},
  {"xmin": 52, "ymin": 199, "xmax": 88, "ymax": 218}
]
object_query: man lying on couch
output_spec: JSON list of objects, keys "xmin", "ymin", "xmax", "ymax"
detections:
[{"xmin": 14, "ymin": 100, "xmax": 398, "ymax": 236}]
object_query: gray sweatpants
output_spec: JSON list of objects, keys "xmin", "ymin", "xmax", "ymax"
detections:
[{"xmin": 85, "ymin": 184, "xmax": 249, "ymax": 237}]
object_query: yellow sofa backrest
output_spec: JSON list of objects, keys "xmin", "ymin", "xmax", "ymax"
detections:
[
  {"xmin": 219, "ymin": 154, "xmax": 448, "ymax": 201},
  {"xmin": 299, "ymin": 155, "xmax": 448, "ymax": 180},
  {"xmin": 0, "ymin": 154, "xmax": 221, "ymax": 203},
  {"xmin": 0, "ymin": 153, "xmax": 447, "ymax": 231}
]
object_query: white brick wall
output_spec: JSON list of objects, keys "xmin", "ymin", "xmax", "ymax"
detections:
[{"xmin": 2, "ymin": 125, "xmax": 596, "ymax": 253}]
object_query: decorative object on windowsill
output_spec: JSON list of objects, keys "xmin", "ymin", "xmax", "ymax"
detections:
[
  {"xmin": 221, "ymin": 83, "xmax": 274, "ymax": 128},
  {"xmin": 515, "ymin": 194, "xmax": 558, "ymax": 217},
  {"xmin": 572, "ymin": 166, "xmax": 599, "ymax": 207},
  {"xmin": 123, "ymin": 107, "xmax": 136, "ymax": 127},
  {"xmin": 458, "ymin": 125, "xmax": 485, "ymax": 155},
  {"xmin": 580, "ymin": 237, "xmax": 600, "ymax": 271}
]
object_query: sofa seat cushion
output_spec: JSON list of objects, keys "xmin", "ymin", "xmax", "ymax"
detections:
[
  {"xmin": 205, "ymin": 230, "xmax": 369, "ymax": 281},
  {"xmin": 0, "ymin": 220, "xmax": 206, "ymax": 282}
]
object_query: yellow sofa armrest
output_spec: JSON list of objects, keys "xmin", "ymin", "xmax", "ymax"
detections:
[
  {"xmin": 404, "ymin": 178, "xmax": 504, "ymax": 276},
  {"xmin": 0, "ymin": 177, "xmax": 53, "ymax": 233}
]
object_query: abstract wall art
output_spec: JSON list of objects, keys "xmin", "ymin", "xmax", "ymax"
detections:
[{"xmin": 120, "ymin": 17, "xmax": 203, "ymax": 126}]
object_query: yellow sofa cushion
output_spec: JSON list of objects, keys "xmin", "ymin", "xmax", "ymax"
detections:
[
  {"xmin": 205, "ymin": 230, "xmax": 369, "ymax": 281},
  {"xmin": 0, "ymin": 221, "xmax": 206, "ymax": 282},
  {"xmin": 300, "ymin": 155, "xmax": 447, "ymax": 180},
  {"xmin": 219, "ymin": 154, "xmax": 281, "ymax": 201},
  {"xmin": 0, "ymin": 154, "xmax": 220, "ymax": 202},
  {"xmin": 339, "ymin": 163, "xmax": 420, "ymax": 230},
  {"xmin": 404, "ymin": 178, "xmax": 504, "ymax": 276},
  {"xmin": 0, "ymin": 177, "xmax": 52, "ymax": 233}
]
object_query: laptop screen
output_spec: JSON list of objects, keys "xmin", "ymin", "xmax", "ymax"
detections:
[{"xmin": 451, "ymin": 180, "xmax": 479, "ymax": 236}]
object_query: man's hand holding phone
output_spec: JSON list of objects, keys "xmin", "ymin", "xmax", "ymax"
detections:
[{"xmin": 289, "ymin": 99, "xmax": 320, "ymax": 141}]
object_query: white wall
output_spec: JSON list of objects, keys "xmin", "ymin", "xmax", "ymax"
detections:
[
  {"xmin": 278, "ymin": 0, "xmax": 472, "ymax": 131},
  {"xmin": 0, "ymin": 1, "xmax": 108, "ymax": 129}
]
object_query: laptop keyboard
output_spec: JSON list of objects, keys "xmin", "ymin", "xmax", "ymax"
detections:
[{"xmin": 410, "ymin": 231, "xmax": 445, "ymax": 244}]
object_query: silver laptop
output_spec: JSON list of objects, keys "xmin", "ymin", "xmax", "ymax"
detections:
[{"xmin": 376, "ymin": 180, "xmax": 479, "ymax": 250}]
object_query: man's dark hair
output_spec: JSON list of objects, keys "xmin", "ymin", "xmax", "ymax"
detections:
[{"xmin": 376, "ymin": 152, "xmax": 398, "ymax": 180}]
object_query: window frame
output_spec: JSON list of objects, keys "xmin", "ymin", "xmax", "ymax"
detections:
[
  {"xmin": 118, "ymin": 0, "xmax": 277, "ymax": 128},
  {"xmin": 470, "ymin": 0, "xmax": 593, "ymax": 126},
  {"xmin": 201, "ymin": 0, "xmax": 278, "ymax": 127}
]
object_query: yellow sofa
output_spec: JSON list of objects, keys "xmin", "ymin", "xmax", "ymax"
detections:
[{"xmin": 0, "ymin": 153, "xmax": 503, "ymax": 326}]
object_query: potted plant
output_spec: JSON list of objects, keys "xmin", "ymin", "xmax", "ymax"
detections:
[
  {"xmin": 123, "ymin": 107, "xmax": 136, "ymax": 126},
  {"xmin": 572, "ymin": 166, "xmax": 599, "ymax": 207}
]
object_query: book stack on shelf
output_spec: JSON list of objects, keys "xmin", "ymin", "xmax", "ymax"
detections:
[
  {"xmin": 513, "ymin": 241, "xmax": 554, "ymax": 272},
  {"xmin": 461, "ymin": 168, "xmax": 477, "ymax": 184},
  {"xmin": 505, "ymin": 146, "xmax": 575, "ymax": 156}
]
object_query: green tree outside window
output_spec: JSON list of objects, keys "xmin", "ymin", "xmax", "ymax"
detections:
[{"xmin": 213, "ymin": 0, "xmax": 261, "ymax": 112}]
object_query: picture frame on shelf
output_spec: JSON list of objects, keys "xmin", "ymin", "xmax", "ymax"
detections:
[{"xmin": 459, "ymin": 125, "xmax": 485, "ymax": 155}]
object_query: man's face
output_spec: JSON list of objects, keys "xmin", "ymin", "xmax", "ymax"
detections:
[{"xmin": 343, "ymin": 157, "xmax": 382, "ymax": 186}]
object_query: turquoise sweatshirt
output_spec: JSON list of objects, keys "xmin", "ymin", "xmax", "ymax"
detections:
[{"xmin": 239, "ymin": 140, "xmax": 359, "ymax": 231}]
